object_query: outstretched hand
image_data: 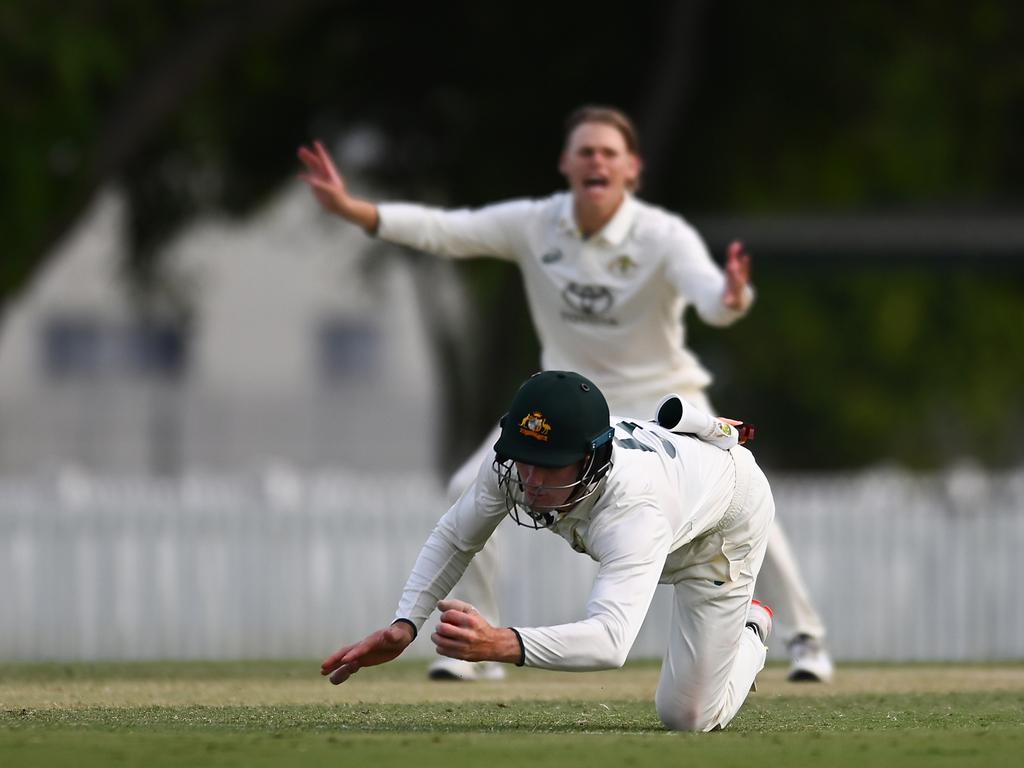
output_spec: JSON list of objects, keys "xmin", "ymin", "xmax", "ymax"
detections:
[
  {"xmin": 297, "ymin": 140, "xmax": 380, "ymax": 232},
  {"xmin": 320, "ymin": 622, "xmax": 415, "ymax": 685},
  {"xmin": 722, "ymin": 240, "xmax": 752, "ymax": 310},
  {"xmin": 298, "ymin": 140, "xmax": 350, "ymax": 216}
]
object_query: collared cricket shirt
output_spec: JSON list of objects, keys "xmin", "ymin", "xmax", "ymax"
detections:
[{"xmin": 377, "ymin": 193, "xmax": 753, "ymax": 415}]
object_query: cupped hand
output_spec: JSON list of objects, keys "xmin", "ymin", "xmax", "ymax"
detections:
[{"xmin": 431, "ymin": 599, "xmax": 518, "ymax": 664}]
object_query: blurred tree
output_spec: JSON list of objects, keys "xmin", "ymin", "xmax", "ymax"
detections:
[
  {"xmin": 702, "ymin": 266, "xmax": 1024, "ymax": 469},
  {"xmin": 2, "ymin": 0, "xmax": 1022, "ymax": 469}
]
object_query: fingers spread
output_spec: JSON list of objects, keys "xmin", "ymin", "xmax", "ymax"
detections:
[
  {"xmin": 323, "ymin": 634, "xmax": 377, "ymax": 674},
  {"xmin": 306, "ymin": 178, "xmax": 337, "ymax": 194},
  {"xmin": 314, "ymin": 141, "xmax": 337, "ymax": 174},
  {"xmin": 329, "ymin": 662, "xmax": 359, "ymax": 685},
  {"xmin": 297, "ymin": 147, "xmax": 326, "ymax": 176},
  {"xmin": 321, "ymin": 642, "xmax": 358, "ymax": 674}
]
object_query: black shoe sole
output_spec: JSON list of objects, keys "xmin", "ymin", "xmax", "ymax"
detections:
[
  {"xmin": 787, "ymin": 670, "xmax": 824, "ymax": 682},
  {"xmin": 428, "ymin": 669, "xmax": 469, "ymax": 681}
]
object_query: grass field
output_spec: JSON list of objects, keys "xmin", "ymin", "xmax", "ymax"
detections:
[{"xmin": 2, "ymin": 660, "xmax": 1023, "ymax": 767}]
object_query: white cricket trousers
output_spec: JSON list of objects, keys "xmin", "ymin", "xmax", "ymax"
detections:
[{"xmin": 655, "ymin": 445, "xmax": 775, "ymax": 732}]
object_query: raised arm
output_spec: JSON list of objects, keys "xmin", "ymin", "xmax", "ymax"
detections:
[
  {"xmin": 297, "ymin": 140, "xmax": 380, "ymax": 234},
  {"xmin": 665, "ymin": 224, "xmax": 755, "ymax": 326}
]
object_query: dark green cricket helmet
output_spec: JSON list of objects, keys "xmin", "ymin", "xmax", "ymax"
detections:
[{"xmin": 493, "ymin": 370, "xmax": 614, "ymax": 467}]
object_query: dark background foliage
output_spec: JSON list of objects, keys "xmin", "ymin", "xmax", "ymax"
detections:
[{"xmin": 3, "ymin": 0, "xmax": 1022, "ymax": 470}]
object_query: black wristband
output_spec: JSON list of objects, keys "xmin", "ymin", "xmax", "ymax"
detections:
[
  {"xmin": 392, "ymin": 618, "xmax": 417, "ymax": 640},
  {"xmin": 508, "ymin": 627, "xmax": 526, "ymax": 667}
]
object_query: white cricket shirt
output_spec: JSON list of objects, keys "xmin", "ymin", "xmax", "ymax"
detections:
[
  {"xmin": 394, "ymin": 419, "xmax": 748, "ymax": 671},
  {"xmin": 377, "ymin": 193, "xmax": 753, "ymax": 416}
]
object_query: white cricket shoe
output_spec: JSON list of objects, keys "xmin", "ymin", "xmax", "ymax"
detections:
[
  {"xmin": 787, "ymin": 634, "xmax": 835, "ymax": 683},
  {"xmin": 427, "ymin": 657, "xmax": 507, "ymax": 682},
  {"xmin": 746, "ymin": 599, "xmax": 773, "ymax": 645}
]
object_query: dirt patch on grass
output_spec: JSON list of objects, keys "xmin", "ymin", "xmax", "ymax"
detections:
[
  {"xmin": 756, "ymin": 664, "xmax": 1024, "ymax": 697},
  {"xmin": 2, "ymin": 663, "xmax": 1021, "ymax": 709}
]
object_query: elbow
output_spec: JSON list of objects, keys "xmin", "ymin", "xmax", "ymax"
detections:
[
  {"xmin": 609, "ymin": 648, "xmax": 630, "ymax": 669},
  {"xmin": 591, "ymin": 628, "xmax": 630, "ymax": 669},
  {"xmin": 588, "ymin": 647, "xmax": 628, "ymax": 670}
]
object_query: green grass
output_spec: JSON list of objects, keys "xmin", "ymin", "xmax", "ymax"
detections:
[{"xmin": 2, "ymin": 661, "xmax": 1022, "ymax": 767}]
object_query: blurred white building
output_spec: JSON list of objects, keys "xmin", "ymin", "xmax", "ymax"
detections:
[{"xmin": 0, "ymin": 183, "xmax": 455, "ymax": 475}]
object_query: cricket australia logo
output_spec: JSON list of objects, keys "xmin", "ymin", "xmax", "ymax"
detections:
[
  {"xmin": 519, "ymin": 411, "xmax": 552, "ymax": 442},
  {"xmin": 607, "ymin": 254, "xmax": 638, "ymax": 276},
  {"xmin": 560, "ymin": 283, "xmax": 617, "ymax": 325}
]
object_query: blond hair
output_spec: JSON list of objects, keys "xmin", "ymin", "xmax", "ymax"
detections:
[{"xmin": 563, "ymin": 105, "xmax": 641, "ymax": 156}]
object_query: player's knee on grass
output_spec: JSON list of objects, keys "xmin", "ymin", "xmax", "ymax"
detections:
[
  {"xmin": 656, "ymin": 705, "xmax": 702, "ymax": 732},
  {"xmin": 655, "ymin": 691, "xmax": 717, "ymax": 732}
]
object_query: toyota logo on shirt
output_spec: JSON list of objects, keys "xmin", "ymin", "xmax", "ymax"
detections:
[{"xmin": 560, "ymin": 283, "xmax": 616, "ymax": 325}]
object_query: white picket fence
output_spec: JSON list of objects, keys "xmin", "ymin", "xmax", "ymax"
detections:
[{"xmin": 2, "ymin": 465, "xmax": 1023, "ymax": 662}]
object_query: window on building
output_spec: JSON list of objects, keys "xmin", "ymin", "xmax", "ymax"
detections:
[
  {"xmin": 42, "ymin": 315, "xmax": 188, "ymax": 379},
  {"xmin": 318, "ymin": 317, "xmax": 378, "ymax": 384}
]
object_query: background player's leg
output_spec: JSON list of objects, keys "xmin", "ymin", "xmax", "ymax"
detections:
[
  {"xmin": 754, "ymin": 520, "xmax": 825, "ymax": 639},
  {"xmin": 753, "ymin": 520, "xmax": 834, "ymax": 681},
  {"xmin": 699, "ymin": 389, "xmax": 833, "ymax": 683},
  {"xmin": 428, "ymin": 425, "xmax": 505, "ymax": 681}
]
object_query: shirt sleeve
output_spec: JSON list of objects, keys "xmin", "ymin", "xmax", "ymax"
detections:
[
  {"xmin": 376, "ymin": 199, "xmax": 532, "ymax": 262},
  {"xmin": 394, "ymin": 453, "xmax": 507, "ymax": 630},
  {"xmin": 514, "ymin": 506, "xmax": 673, "ymax": 670},
  {"xmin": 663, "ymin": 219, "xmax": 754, "ymax": 327}
]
